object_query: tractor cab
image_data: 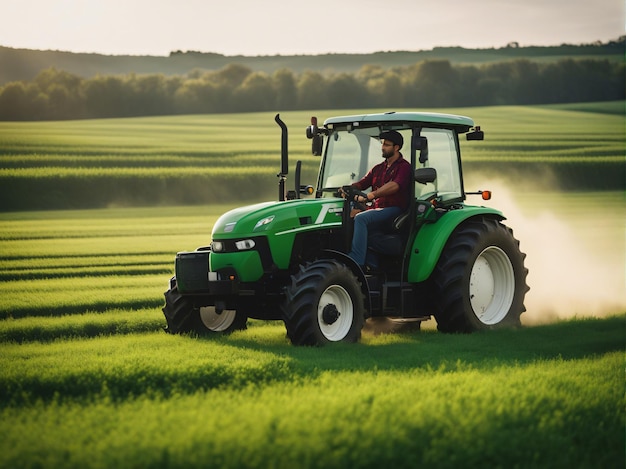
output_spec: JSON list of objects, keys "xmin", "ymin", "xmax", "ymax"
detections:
[
  {"xmin": 308, "ymin": 111, "xmax": 485, "ymax": 272},
  {"xmin": 311, "ymin": 111, "xmax": 484, "ymax": 205}
]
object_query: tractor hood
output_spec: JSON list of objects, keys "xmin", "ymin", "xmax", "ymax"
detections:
[{"xmin": 212, "ymin": 198, "xmax": 344, "ymax": 238}]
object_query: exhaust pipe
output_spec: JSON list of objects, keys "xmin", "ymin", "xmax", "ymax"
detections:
[{"xmin": 275, "ymin": 114, "xmax": 288, "ymax": 201}]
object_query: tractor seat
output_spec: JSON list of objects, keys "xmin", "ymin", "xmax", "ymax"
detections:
[
  {"xmin": 367, "ymin": 211, "xmax": 410, "ymax": 258},
  {"xmin": 392, "ymin": 212, "xmax": 410, "ymax": 231}
]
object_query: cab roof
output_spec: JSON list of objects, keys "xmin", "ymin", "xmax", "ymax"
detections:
[{"xmin": 323, "ymin": 111, "xmax": 475, "ymax": 133}]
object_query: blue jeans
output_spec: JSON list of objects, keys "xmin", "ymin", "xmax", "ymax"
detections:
[{"xmin": 348, "ymin": 207, "xmax": 403, "ymax": 266}]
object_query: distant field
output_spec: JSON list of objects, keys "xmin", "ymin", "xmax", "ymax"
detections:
[
  {"xmin": 0, "ymin": 102, "xmax": 624, "ymax": 210},
  {"xmin": 0, "ymin": 200, "xmax": 624, "ymax": 467}
]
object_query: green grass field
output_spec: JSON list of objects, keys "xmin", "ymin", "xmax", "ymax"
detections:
[
  {"xmin": 0, "ymin": 104, "xmax": 624, "ymax": 467},
  {"xmin": 0, "ymin": 200, "xmax": 624, "ymax": 468},
  {"xmin": 0, "ymin": 326, "xmax": 622, "ymax": 468},
  {"xmin": 0, "ymin": 102, "xmax": 624, "ymax": 210}
]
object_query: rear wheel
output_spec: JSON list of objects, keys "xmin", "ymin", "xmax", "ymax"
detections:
[
  {"xmin": 163, "ymin": 280, "xmax": 247, "ymax": 334},
  {"xmin": 282, "ymin": 259, "xmax": 365, "ymax": 346},
  {"xmin": 431, "ymin": 217, "xmax": 529, "ymax": 333}
]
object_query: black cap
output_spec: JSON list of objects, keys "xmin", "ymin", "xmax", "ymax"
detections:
[{"xmin": 379, "ymin": 130, "xmax": 403, "ymax": 149}]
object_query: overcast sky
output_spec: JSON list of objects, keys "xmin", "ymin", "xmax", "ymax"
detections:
[{"xmin": 1, "ymin": 0, "xmax": 623, "ymax": 56}]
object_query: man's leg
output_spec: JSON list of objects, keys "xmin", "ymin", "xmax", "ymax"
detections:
[{"xmin": 348, "ymin": 207, "xmax": 402, "ymax": 266}]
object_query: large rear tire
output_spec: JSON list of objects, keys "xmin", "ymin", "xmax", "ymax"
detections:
[
  {"xmin": 163, "ymin": 280, "xmax": 247, "ymax": 335},
  {"xmin": 282, "ymin": 259, "xmax": 365, "ymax": 346},
  {"xmin": 431, "ymin": 217, "xmax": 529, "ymax": 333}
]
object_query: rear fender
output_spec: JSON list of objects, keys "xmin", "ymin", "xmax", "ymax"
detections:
[{"xmin": 408, "ymin": 207, "xmax": 504, "ymax": 282}]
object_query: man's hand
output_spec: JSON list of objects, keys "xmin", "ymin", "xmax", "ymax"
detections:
[
  {"xmin": 355, "ymin": 192, "xmax": 376, "ymax": 203},
  {"xmin": 339, "ymin": 185, "xmax": 371, "ymax": 209}
]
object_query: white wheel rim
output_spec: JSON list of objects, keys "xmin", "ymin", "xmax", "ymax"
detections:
[
  {"xmin": 469, "ymin": 246, "xmax": 515, "ymax": 325},
  {"xmin": 199, "ymin": 307, "xmax": 236, "ymax": 331},
  {"xmin": 317, "ymin": 285, "xmax": 354, "ymax": 341}
]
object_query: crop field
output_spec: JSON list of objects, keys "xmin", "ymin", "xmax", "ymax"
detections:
[
  {"xmin": 0, "ymin": 101, "xmax": 624, "ymax": 211},
  {"xmin": 0, "ymin": 103, "xmax": 624, "ymax": 467},
  {"xmin": 0, "ymin": 202, "xmax": 624, "ymax": 468}
]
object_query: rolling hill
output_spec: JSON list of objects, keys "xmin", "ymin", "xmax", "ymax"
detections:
[{"xmin": 1, "ymin": 38, "xmax": 623, "ymax": 85}]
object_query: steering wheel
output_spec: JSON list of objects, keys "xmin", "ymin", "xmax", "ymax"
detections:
[
  {"xmin": 322, "ymin": 186, "xmax": 372, "ymax": 207},
  {"xmin": 339, "ymin": 185, "xmax": 372, "ymax": 210},
  {"xmin": 339, "ymin": 185, "xmax": 365, "ymax": 199}
]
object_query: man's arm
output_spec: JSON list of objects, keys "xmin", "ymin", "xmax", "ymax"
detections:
[
  {"xmin": 365, "ymin": 181, "xmax": 399, "ymax": 201},
  {"xmin": 353, "ymin": 171, "xmax": 373, "ymax": 191},
  {"xmin": 354, "ymin": 181, "xmax": 399, "ymax": 203}
]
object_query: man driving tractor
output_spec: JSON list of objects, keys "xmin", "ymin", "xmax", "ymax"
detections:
[{"xmin": 342, "ymin": 130, "xmax": 412, "ymax": 269}]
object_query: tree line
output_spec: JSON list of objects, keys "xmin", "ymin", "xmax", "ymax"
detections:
[{"xmin": 0, "ymin": 58, "xmax": 623, "ymax": 120}]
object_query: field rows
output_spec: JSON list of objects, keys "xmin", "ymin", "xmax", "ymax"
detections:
[
  {"xmin": 1, "ymin": 152, "xmax": 622, "ymax": 169},
  {"xmin": 0, "ymin": 153, "xmax": 314, "ymax": 168},
  {"xmin": 0, "ymin": 206, "xmax": 222, "ymax": 320},
  {"xmin": 0, "ymin": 204, "xmax": 623, "ymax": 466},
  {"xmin": 0, "ymin": 103, "xmax": 624, "ymax": 211},
  {"xmin": 0, "ymin": 165, "xmax": 283, "ymax": 177},
  {"xmin": 0, "ymin": 264, "xmax": 167, "ymax": 281},
  {"xmin": 0, "ymin": 105, "xmax": 624, "ymax": 467},
  {"xmin": 1, "ymin": 322, "xmax": 622, "ymax": 404},
  {"xmin": 0, "ymin": 324, "xmax": 622, "ymax": 468}
]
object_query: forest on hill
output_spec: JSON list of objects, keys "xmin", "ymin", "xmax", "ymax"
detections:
[
  {"xmin": 0, "ymin": 39, "xmax": 623, "ymax": 120},
  {"xmin": 1, "ymin": 38, "xmax": 624, "ymax": 84}
]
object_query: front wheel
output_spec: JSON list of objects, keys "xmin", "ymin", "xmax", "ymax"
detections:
[
  {"xmin": 431, "ymin": 217, "xmax": 529, "ymax": 333},
  {"xmin": 163, "ymin": 280, "xmax": 247, "ymax": 335},
  {"xmin": 282, "ymin": 259, "xmax": 365, "ymax": 346}
]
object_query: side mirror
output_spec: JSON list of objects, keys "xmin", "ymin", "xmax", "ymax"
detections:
[
  {"xmin": 418, "ymin": 137, "xmax": 428, "ymax": 163},
  {"xmin": 415, "ymin": 167, "xmax": 437, "ymax": 185},
  {"xmin": 311, "ymin": 135, "xmax": 323, "ymax": 156},
  {"xmin": 412, "ymin": 135, "xmax": 429, "ymax": 163},
  {"xmin": 306, "ymin": 116, "xmax": 324, "ymax": 156},
  {"xmin": 466, "ymin": 126, "xmax": 484, "ymax": 141},
  {"xmin": 305, "ymin": 122, "xmax": 317, "ymax": 139}
]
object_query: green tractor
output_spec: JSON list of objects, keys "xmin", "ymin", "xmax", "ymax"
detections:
[{"xmin": 163, "ymin": 112, "xmax": 529, "ymax": 345}]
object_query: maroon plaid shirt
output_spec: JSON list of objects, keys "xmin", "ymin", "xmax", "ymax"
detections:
[{"xmin": 353, "ymin": 155, "xmax": 412, "ymax": 210}]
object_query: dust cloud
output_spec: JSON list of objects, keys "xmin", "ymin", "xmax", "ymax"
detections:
[
  {"xmin": 476, "ymin": 180, "xmax": 626, "ymax": 325},
  {"xmin": 365, "ymin": 179, "xmax": 624, "ymax": 335}
]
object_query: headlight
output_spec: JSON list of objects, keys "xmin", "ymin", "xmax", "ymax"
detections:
[
  {"xmin": 211, "ymin": 241, "xmax": 224, "ymax": 252},
  {"xmin": 254, "ymin": 215, "xmax": 274, "ymax": 230},
  {"xmin": 235, "ymin": 239, "xmax": 256, "ymax": 250}
]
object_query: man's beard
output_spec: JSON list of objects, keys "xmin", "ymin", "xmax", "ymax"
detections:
[{"xmin": 382, "ymin": 148, "xmax": 394, "ymax": 159}]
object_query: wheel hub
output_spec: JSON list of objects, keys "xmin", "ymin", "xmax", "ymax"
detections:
[
  {"xmin": 317, "ymin": 282, "xmax": 355, "ymax": 342},
  {"xmin": 321, "ymin": 303, "xmax": 340, "ymax": 325},
  {"xmin": 469, "ymin": 246, "xmax": 515, "ymax": 325},
  {"xmin": 199, "ymin": 307, "xmax": 236, "ymax": 331}
]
